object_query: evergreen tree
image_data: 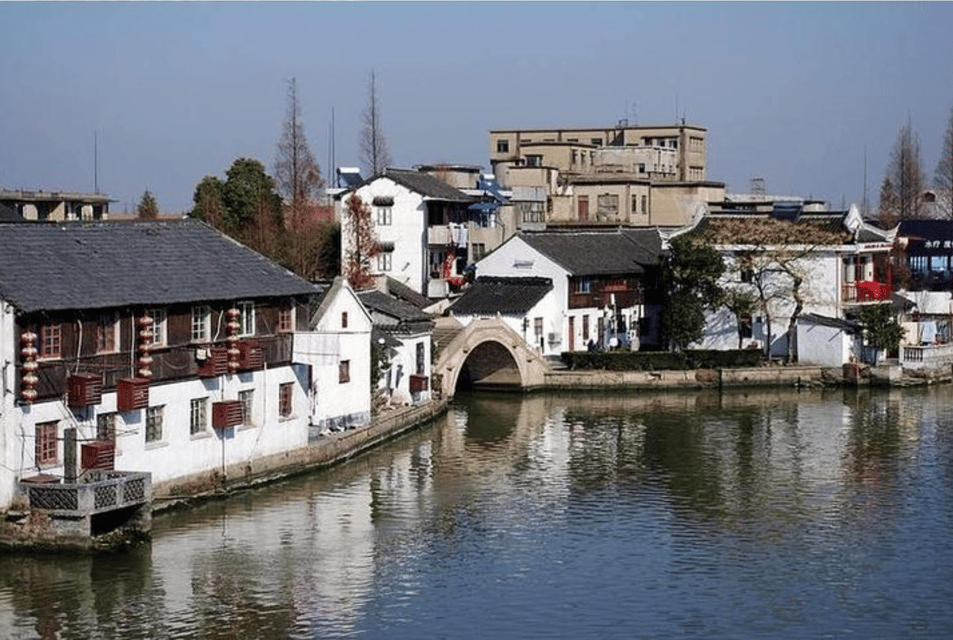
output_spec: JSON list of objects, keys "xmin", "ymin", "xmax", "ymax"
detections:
[{"xmin": 136, "ymin": 190, "xmax": 159, "ymax": 219}]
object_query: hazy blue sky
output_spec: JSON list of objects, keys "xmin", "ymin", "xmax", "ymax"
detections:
[{"xmin": 2, "ymin": 2, "xmax": 952, "ymax": 214}]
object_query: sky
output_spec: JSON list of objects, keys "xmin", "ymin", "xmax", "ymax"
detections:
[{"xmin": 2, "ymin": 2, "xmax": 953, "ymax": 215}]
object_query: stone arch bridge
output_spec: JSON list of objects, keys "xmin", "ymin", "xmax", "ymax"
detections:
[{"xmin": 433, "ymin": 317, "xmax": 550, "ymax": 398}]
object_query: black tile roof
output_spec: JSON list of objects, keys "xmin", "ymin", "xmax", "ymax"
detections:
[
  {"xmin": 450, "ymin": 276, "xmax": 553, "ymax": 315},
  {"xmin": 897, "ymin": 219, "xmax": 953, "ymax": 241},
  {"xmin": 0, "ymin": 219, "xmax": 317, "ymax": 313},
  {"xmin": 358, "ymin": 289, "xmax": 432, "ymax": 324},
  {"xmin": 382, "ymin": 169, "xmax": 472, "ymax": 202},
  {"xmin": 519, "ymin": 228, "xmax": 662, "ymax": 276}
]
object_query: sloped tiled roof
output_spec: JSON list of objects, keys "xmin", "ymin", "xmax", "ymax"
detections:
[
  {"xmin": 0, "ymin": 219, "xmax": 317, "ymax": 313},
  {"xmin": 450, "ymin": 276, "xmax": 553, "ymax": 316},
  {"xmin": 519, "ymin": 228, "xmax": 662, "ymax": 276},
  {"xmin": 382, "ymin": 169, "xmax": 472, "ymax": 202},
  {"xmin": 358, "ymin": 289, "xmax": 432, "ymax": 324},
  {"xmin": 689, "ymin": 212, "xmax": 852, "ymax": 245},
  {"xmin": 383, "ymin": 276, "xmax": 432, "ymax": 309},
  {"xmin": 897, "ymin": 219, "xmax": 953, "ymax": 242}
]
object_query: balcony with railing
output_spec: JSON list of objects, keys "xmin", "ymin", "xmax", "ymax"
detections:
[
  {"xmin": 842, "ymin": 280, "xmax": 892, "ymax": 303},
  {"xmin": 900, "ymin": 342, "xmax": 953, "ymax": 370},
  {"xmin": 14, "ymin": 470, "xmax": 152, "ymax": 547}
]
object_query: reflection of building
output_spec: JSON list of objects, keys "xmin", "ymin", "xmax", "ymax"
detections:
[{"xmin": 0, "ymin": 189, "xmax": 112, "ymax": 221}]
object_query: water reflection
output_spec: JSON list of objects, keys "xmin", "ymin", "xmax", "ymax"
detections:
[{"xmin": 1, "ymin": 387, "xmax": 952, "ymax": 638}]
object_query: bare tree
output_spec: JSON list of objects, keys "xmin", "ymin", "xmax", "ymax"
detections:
[
  {"xmin": 887, "ymin": 119, "xmax": 925, "ymax": 220},
  {"xmin": 877, "ymin": 176, "xmax": 899, "ymax": 228},
  {"xmin": 359, "ymin": 71, "xmax": 392, "ymax": 177},
  {"xmin": 934, "ymin": 106, "xmax": 953, "ymax": 218},
  {"xmin": 274, "ymin": 78, "xmax": 327, "ymax": 278}
]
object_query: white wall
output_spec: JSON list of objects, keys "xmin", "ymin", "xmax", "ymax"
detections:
[
  {"xmin": 797, "ymin": 322, "xmax": 858, "ymax": 367},
  {"xmin": 341, "ymin": 178, "xmax": 427, "ymax": 295},
  {"xmin": 0, "ymin": 303, "xmax": 17, "ymax": 508},
  {"xmin": 382, "ymin": 333, "xmax": 431, "ymax": 406}
]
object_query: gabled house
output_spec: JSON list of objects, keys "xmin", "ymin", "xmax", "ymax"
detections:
[
  {"xmin": 448, "ymin": 276, "xmax": 556, "ymax": 352},
  {"xmin": 472, "ymin": 228, "xmax": 664, "ymax": 357},
  {"xmin": 336, "ymin": 168, "xmax": 478, "ymax": 298},
  {"xmin": 672, "ymin": 203, "xmax": 895, "ymax": 362},
  {"xmin": 297, "ymin": 277, "xmax": 372, "ymax": 433},
  {"xmin": 357, "ymin": 278, "xmax": 434, "ymax": 407},
  {"xmin": 0, "ymin": 219, "xmax": 367, "ymax": 521}
]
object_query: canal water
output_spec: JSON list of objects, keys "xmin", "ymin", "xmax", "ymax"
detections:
[{"xmin": 2, "ymin": 387, "xmax": 953, "ymax": 639}]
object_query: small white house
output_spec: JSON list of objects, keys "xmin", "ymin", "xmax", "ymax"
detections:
[{"xmin": 472, "ymin": 228, "xmax": 663, "ymax": 356}]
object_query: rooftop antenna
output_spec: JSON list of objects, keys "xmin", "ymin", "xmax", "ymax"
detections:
[
  {"xmin": 93, "ymin": 130, "xmax": 99, "ymax": 194},
  {"xmin": 862, "ymin": 145, "xmax": 868, "ymax": 217}
]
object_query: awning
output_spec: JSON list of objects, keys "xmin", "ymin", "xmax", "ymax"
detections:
[{"xmin": 372, "ymin": 195, "xmax": 395, "ymax": 206}]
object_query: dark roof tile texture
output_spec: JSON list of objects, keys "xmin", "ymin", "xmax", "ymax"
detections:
[
  {"xmin": 520, "ymin": 228, "xmax": 662, "ymax": 276},
  {"xmin": 382, "ymin": 169, "xmax": 472, "ymax": 202},
  {"xmin": 450, "ymin": 276, "xmax": 553, "ymax": 315},
  {"xmin": 0, "ymin": 219, "xmax": 317, "ymax": 313}
]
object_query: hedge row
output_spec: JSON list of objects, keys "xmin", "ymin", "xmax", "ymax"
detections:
[{"xmin": 560, "ymin": 349, "xmax": 764, "ymax": 371}]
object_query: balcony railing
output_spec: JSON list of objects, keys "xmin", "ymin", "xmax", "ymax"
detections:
[
  {"xmin": 19, "ymin": 470, "xmax": 152, "ymax": 517},
  {"xmin": 569, "ymin": 289, "xmax": 642, "ymax": 310},
  {"xmin": 842, "ymin": 280, "xmax": 892, "ymax": 303},
  {"xmin": 901, "ymin": 343, "xmax": 953, "ymax": 370}
]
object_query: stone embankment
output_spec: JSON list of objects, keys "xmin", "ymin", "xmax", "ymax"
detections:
[{"xmin": 153, "ymin": 400, "xmax": 448, "ymax": 512}]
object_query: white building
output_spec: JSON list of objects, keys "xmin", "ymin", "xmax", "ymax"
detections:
[
  {"xmin": 0, "ymin": 220, "xmax": 370, "ymax": 512},
  {"xmin": 470, "ymin": 228, "xmax": 664, "ymax": 356},
  {"xmin": 670, "ymin": 203, "xmax": 896, "ymax": 362},
  {"xmin": 337, "ymin": 169, "xmax": 479, "ymax": 298}
]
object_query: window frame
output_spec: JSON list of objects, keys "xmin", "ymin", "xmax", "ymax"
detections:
[
  {"xmin": 36, "ymin": 421, "xmax": 58, "ymax": 467},
  {"xmin": 376, "ymin": 206, "xmax": 392, "ymax": 226},
  {"xmin": 238, "ymin": 389, "xmax": 254, "ymax": 426},
  {"xmin": 96, "ymin": 312, "xmax": 119, "ymax": 354},
  {"xmin": 149, "ymin": 308, "xmax": 167, "ymax": 347},
  {"xmin": 39, "ymin": 323, "xmax": 62, "ymax": 360},
  {"xmin": 145, "ymin": 406, "xmax": 164, "ymax": 443},
  {"xmin": 376, "ymin": 252, "xmax": 392, "ymax": 272},
  {"xmin": 190, "ymin": 398, "xmax": 209, "ymax": 436},
  {"xmin": 236, "ymin": 300, "xmax": 255, "ymax": 337},
  {"xmin": 277, "ymin": 302, "xmax": 295, "ymax": 333},
  {"xmin": 191, "ymin": 305, "xmax": 211, "ymax": 343},
  {"xmin": 339, "ymin": 360, "xmax": 351, "ymax": 384},
  {"xmin": 279, "ymin": 382, "xmax": 293, "ymax": 418}
]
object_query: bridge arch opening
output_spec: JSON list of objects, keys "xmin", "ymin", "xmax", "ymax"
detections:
[{"xmin": 455, "ymin": 340, "xmax": 523, "ymax": 393}]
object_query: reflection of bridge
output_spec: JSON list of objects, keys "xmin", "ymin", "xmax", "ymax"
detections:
[{"xmin": 433, "ymin": 317, "xmax": 550, "ymax": 398}]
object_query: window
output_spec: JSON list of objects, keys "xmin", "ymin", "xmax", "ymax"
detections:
[
  {"xmin": 96, "ymin": 313, "xmax": 119, "ymax": 353},
  {"xmin": 278, "ymin": 303, "xmax": 294, "ymax": 333},
  {"xmin": 237, "ymin": 301, "xmax": 255, "ymax": 337},
  {"xmin": 239, "ymin": 390, "xmax": 254, "ymax": 425},
  {"xmin": 590, "ymin": 137, "xmax": 602, "ymax": 146},
  {"xmin": 376, "ymin": 206, "xmax": 392, "ymax": 226},
  {"xmin": 36, "ymin": 421, "xmax": 58, "ymax": 466},
  {"xmin": 97, "ymin": 412, "xmax": 117, "ymax": 442},
  {"xmin": 341, "ymin": 312, "xmax": 348, "ymax": 328},
  {"xmin": 573, "ymin": 278, "xmax": 593, "ymax": 294},
  {"xmin": 377, "ymin": 253, "xmax": 392, "ymax": 272},
  {"xmin": 583, "ymin": 315, "xmax": 590, "ymax": 340},
  {"xmin": 638, "ymin": 163, "xmax": 646, "ymax": 174},
  {"xmin": 339, "ymin": 360, "xmax": 351, "ymax": 384},
  {"xmin": 597, "ymin": 194, "xmax": 619, "ymax": 220},
  {"xmin": 471, "ymin": 243, "xmax": 487, "ymax": 262},
  {"xmin": 534, "ymin": 317, "xmax": 543, "ymax": 338},
  {"xmin": 416, "ymin": 342, "xmax": 426, "ymax": 376},
  {"xmin": 496, "ymin": 139, "xmax": 509, "ymax": 153},
  {"xmin": 191, "ymin": 306, "xmax": 211, "ymax": 342},
  {"xmin": 145, "ymin": 406, "xmax": 163, "ymax": 443},
  {"xmin": 518, "ymin": 201, "xmax": 545, "ymax": 223},
  {"xmin": 190, "ymin": 398, "xmax": 208, "ymax": 435},
  {"xmin": 525, "ymin": 155, "xmax": 542, "ymax": 167},
  {"xmin": 279, "ymin": 383, "xmax": 293, "ymax": 418},
  {"xmin": 149, "ymin": 308, "xmax": 167, "ymax": 347},
  {"xmin": 641, "ymin": 195, "xmax": 648, "ymax": 216},
  {"xmin": 39, "ymin": 324, "xmax": 61, "ymax": 359}
]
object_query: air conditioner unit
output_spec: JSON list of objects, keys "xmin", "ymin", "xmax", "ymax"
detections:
[
  {"xmin": 68, "ymin": 373, "xmax": 103, "ymax": 408},
  {"xmin": 117, "ymin": 377, "xmax": 149, "ymax": 412},
  {"xmin": 547, "ymin": 332, "xmax": 561, "ymax": 344},
  {"xmin": 81, "ymin": 441, "xmax": 115, "ymax": 471},
  {"xmin": 409, "ymin": 374, "xmax": 429, "ymax": 393},
  {"xmin": 237, "ymin": 341, "xmax": 264, "ymax": 371},
  {"xmin": 213, "ymin": 400, "xmax": 244, "ymax": 429},
  {"xmin": 197, "ymin": 346, "xmax": 228, "ymax": 377}
]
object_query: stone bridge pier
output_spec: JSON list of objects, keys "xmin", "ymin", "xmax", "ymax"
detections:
[{"xmin": 433, "ymin": 317, "xmax": 550, "ymax": 398}]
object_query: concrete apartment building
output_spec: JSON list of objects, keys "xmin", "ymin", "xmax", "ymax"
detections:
[
  {"xmin": 0, "ymin": 189, "xmax": 112, "ymax": 221},
  {"xmin": 488, "ymin": 123, "xmax": 723, "ymax": 231}
]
